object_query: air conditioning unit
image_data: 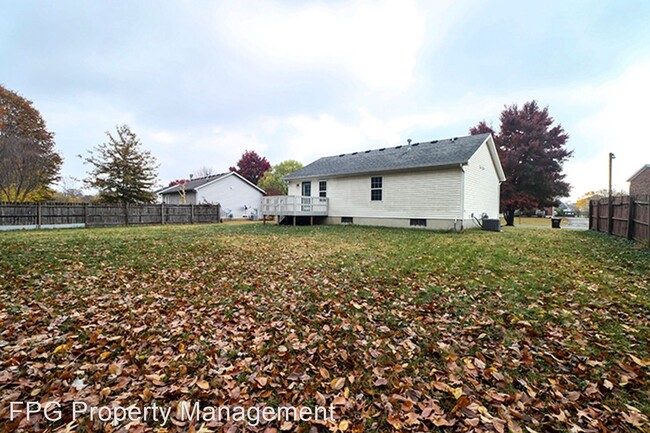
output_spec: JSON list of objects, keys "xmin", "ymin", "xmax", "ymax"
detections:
[{"xmin": 482, "ymin": 219, "xmax": 501, "ymax": 232}]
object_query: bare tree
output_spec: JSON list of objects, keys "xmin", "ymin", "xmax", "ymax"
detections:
[
  {"xmin": 57, "ymin": 176, "xmax": 85, "ymax": 202},
  {"xmin": 0, "ymin": 135, "xmax": 57, "ymax": 201},
  {"xmin": 193, "ymin": 166, "xmax": 214, "ymax": 178}
]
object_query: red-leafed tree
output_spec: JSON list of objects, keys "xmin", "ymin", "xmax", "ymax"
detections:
[
  {"xmin": 470, "ymin": 101, "xmax": 572, "ymax": 226},
  {"xmin": 168, "ymin": 179, "xmax": 188, "ymax": 187},
  {"xmin": 229, "ymin": 150, "xmax": 271, "ymax": 185}
]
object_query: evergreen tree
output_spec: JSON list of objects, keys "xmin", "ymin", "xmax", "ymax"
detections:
[{"xmin": 84, "ymin": 125, "xmax": 158, "ymax": 203}]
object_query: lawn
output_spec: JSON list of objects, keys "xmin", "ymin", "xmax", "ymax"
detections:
[{"xmin": 0, "ymin": 224, "xmax": 648, "ymax": 432}]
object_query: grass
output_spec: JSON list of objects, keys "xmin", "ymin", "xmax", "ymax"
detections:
[{"xmin": 0, "ymin": 223, "xmax": 648, "ymax": 432}]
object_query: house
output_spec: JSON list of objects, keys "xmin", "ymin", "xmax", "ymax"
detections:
[
  {"xmin": 262, "ymin": 133, "xmax": 505, "ymax": 230},
  {"xmin": 157, "ymin": 172, "xmax": 265, "ymax": 219},
  {"xmin": 628, "ymin": 164, "xmax": 650, "ymax": 197}
]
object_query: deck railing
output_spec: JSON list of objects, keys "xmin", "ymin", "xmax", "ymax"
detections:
[{"xmin": 262, "ymin": 196, "xmax": 329, "ymax": 216}]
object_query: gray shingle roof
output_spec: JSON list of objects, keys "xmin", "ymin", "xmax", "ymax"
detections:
[
  {"xmin": 285, "ymin": 133, "xmax": 491, "ymax": 180},
  {"xmin": 158, "ymin": 172, "xmax": 229, "ymax": 194}
]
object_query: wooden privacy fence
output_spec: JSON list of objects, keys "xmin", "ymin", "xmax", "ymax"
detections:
[
  {"xmin": 0, "ymin": 202, "xmax": 221, "ymax": 230},
  {"xmin": 589, "ymin": 195, "xmax": 650, "ymax": 247}
]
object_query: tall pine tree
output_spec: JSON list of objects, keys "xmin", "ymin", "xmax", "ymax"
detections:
[
  {"xmin": 84, "ymin": 125, "xmax": 158, "ymax": 204},
  {"xmin": 470, "ymin": 101, "xmax": 572, "ymax": 225}
]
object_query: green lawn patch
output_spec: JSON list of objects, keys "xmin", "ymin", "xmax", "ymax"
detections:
[{"xmin": 0, "ymin": 224, "xmax": 648, "ymax": 432}]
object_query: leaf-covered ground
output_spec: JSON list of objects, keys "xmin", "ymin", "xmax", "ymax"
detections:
[{"xmin": 0, "ymin": 223, "xmax": 648, "ymax": 432}]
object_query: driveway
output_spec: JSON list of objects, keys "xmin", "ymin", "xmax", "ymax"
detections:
[{"xmin": 563, "ymin": 217, "xmax": 589, "ymax": 230}]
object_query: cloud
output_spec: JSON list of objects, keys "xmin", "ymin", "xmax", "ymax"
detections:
[
  {"xmin": 563, "ymin": 60, "xmax": 650, "ymax": 199},
  {"xmin": 142, "ymin": 127, "xmax": 270, "ymax": 184},
  {"xmin": 214, "ymin": 0, "xmax": 427, "ymax": 92},
  {"xmin": 259, "ymin": 107, "xmax": 452, "ymax": 166}
]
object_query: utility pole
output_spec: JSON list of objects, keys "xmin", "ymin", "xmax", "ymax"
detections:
[{"xmin": 608, "ymin": 152, "xmax": 615, "ymax": 235}]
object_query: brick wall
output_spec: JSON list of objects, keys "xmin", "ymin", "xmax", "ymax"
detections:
[{"xmin": 630, "ymin": 168, "xmax": 650, "ymax": 197}]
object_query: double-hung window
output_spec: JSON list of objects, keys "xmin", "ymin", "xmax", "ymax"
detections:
[{"xmin": 370, "ymin": 176, "xmax": 382, "ymax": 201}]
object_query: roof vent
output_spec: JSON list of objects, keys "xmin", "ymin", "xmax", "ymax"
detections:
[
  {"xmin": 379, "ymin": 148, "xmax": 385, "ymax": 151},
  {"xmin": 189, "ymin": 174, "xmax": 194, "ymax": 180},
  {"xmin": 431, "ymin": 140, "xmax": 438, "ymax": 144},
  {"xmin": 339, "ymin": 154, "xmax": 345, "ymax": 157},
  {"xmin": 365, "ymin": 150, "xmax": 371, "ymax": 153},
  {"xmin": 450, "ymin": 137, "xmax": 458, "ymax": 142},
  {"xmin": 352, "ymin": 152, "xmax": 358, "ymax": 155},
  {"xmin": 407, "ymin": 138, "xmax": 412, "ymax": 145},
  {"xmin": 412, "ymin": 143, "xmax": 419, "ymax": 147},
  {"xmin": 395, "ymin": 145, "xmax": 402, "ymax": 149}
]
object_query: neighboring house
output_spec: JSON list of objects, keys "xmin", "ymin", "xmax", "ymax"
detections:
[
  {"xmin": 628, "ymin": 164, "xmax": 650, "ymax": 197},
  {"xmin": 263, "ymin": 133, "xmax": 505, "ymax": 230},
  {"xmin": 157, "ymin": 172, "xmax": 265, "ymax": 219}
]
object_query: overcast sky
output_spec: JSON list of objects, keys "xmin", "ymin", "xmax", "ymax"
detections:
[{"xmin": 2, "ymin": 0, "xmax": 650, "ymax": 200}]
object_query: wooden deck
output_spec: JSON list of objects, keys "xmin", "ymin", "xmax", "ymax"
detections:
[{"xmin": 262, "ymin": 196, "xmax": 329, "ymax": 217}]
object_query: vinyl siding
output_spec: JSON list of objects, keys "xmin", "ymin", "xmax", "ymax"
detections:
[
  {"xmin": 195, "ymin": 174, "xmax": 263, "ymax": 218},
  {"xmin": 288, "ymin": 168, "xmax": 463, "ymax": 219},
  {"xmin": 162, "ymin": 191, "xmax": 196, "ymax": 205},
  {"xmin": 462, "ymin": 141, "xmax": 501, "ymax": 220}
]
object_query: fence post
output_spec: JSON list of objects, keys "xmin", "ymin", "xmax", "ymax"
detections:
[
  {"xmin": 161, "ymin": 203, "xmax": 165, "ymax": 225},
  {"xmin": 608, "ymin": 197, "xmax": 614, "ymax": 235},
  {"xmin": 588, "ymin": 200, "xmax": 593, "ymax": 230},
  {"xmin": 124, "ymin": 202, "xmax": 129, "ymax": 226},
  {"xmin": 84, "ymin": 203, "xmax": 89, "ymax": 226},
  {"xmin": 190, "ymin": 204, "xmax": 194, "ymax": 224},
  {"xmin": 626, "ymin": 196, "xmax": 634, "ymax": 240},
  {"xmin": 37, "ymin": 202, "xmax": 42, "ymax": 228},
  {"xmin": 645, "ymin": 195, "xmax": 650, "ymax": 248}
]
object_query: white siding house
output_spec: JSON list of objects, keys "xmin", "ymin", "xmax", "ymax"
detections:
[
  {"xmin": 158, "ymin": 172, "xmax": 265, "ymax": 219},
  {"xmin": 266, "ymin": 133, "xmax": 505, "ymax": 230}
]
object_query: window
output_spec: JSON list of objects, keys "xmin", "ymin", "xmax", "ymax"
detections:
[
  {"xmin": 370, "ymin": 176, "xmax": 382, "ymax": 201},
  {"xmin": 341, "ymin": 217, "xmax": 353, "ymax": 224},
  {"xmin": 410, "ymin": 218, "xmax": 427, "ymax": 227},
  {"xmin": 319, "ymin": 181, "xmax": 327, "ymax": 197}
]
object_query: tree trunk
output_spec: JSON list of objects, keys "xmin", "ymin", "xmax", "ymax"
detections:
[{"xmin": 504, "ymin": 207, "xmax": 515, "ymax": 226}]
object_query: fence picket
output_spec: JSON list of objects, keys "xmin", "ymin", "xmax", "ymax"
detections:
[{"xmin": 590, "ymin": 195, "xmax": 649, "ymax": 247}]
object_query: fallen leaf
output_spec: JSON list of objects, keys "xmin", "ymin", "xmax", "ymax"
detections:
[
  {"xmin": 629, "ymin": 354, "xmax": 650, "ymax": 367},
  {"xmin": 331, "ymin": 377, "xmax": 345, "ymax": 390},
  {"xmin": 450, "ymin": 387, "xmax": 463, "ymax": 399},
  {"xmin": 451, "ymin": 396, "xmax": 470, "ymax": 414},
  {"xmin": 508, "ymin": 419, "xmax": 523, "ymax": 433}
]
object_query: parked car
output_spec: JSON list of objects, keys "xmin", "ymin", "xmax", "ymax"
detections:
[{"xmin": 563, "ymin": 210, "xmax": 576, "ymax": 217}]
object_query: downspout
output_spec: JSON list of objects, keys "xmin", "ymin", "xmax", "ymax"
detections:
[{"xmin": 459, "ymin": 164, "xmax": 465, "ymax": 231}]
